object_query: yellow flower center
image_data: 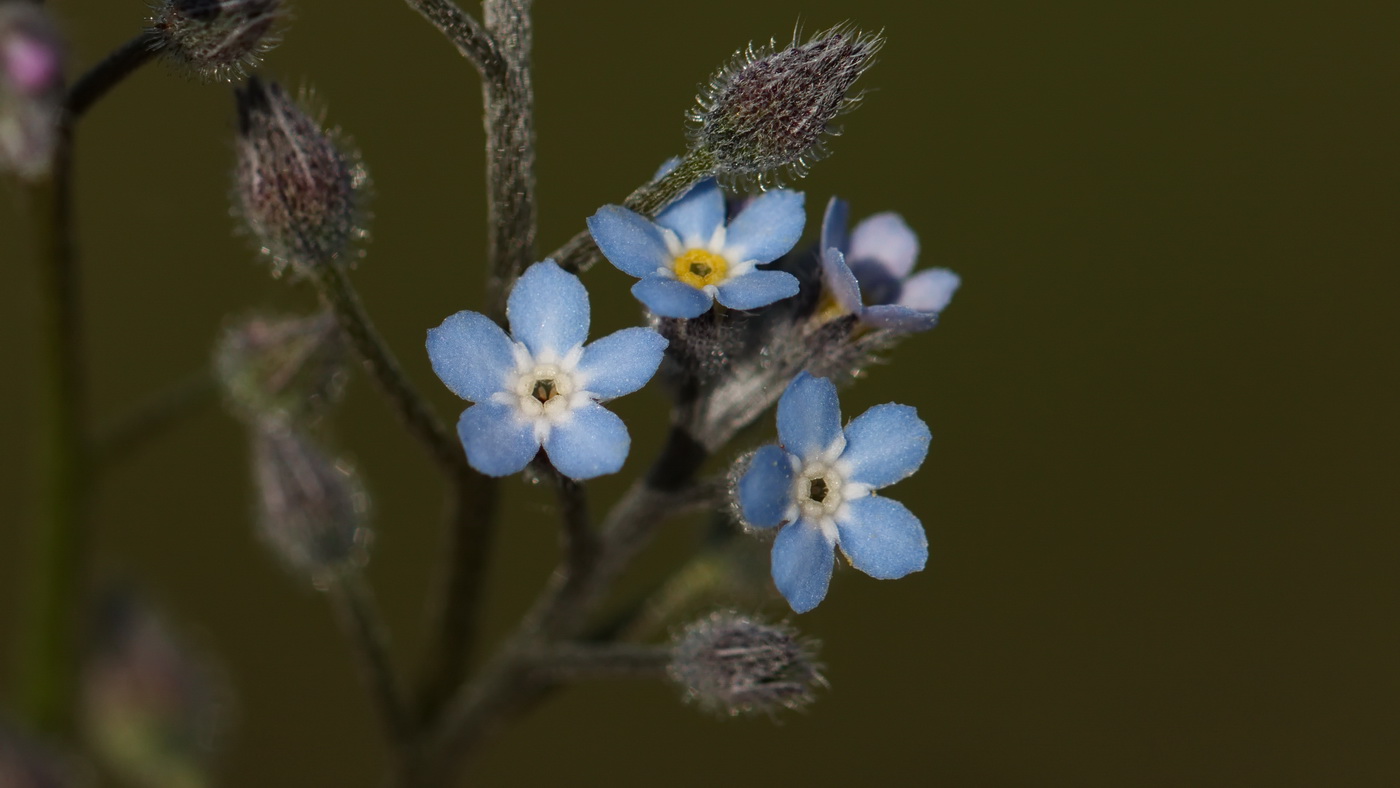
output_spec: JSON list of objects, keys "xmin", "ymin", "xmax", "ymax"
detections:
[{"xmin": 672, "ymin": 249, "xmax": 729, "ymax": 289}]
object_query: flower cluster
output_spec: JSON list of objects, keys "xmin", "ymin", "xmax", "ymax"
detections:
[{"xmin": 428, "ymin": 174, "xmax": 957, "ymax": 613}]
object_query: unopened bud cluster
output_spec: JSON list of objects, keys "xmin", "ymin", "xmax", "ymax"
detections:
[
  {"xmin": 0, "ymin": 2, "xmax": 65, "ymax": 181},
  {"xmin": 669, "ymin": 611, "xmax": 825, "ymax": 716},
  {"xmin": 214, "ymin": 310, "xmax": 346, "ymax": 422},
  {"xmin": 689, "ymin": 25, "xmax": 882, "ymax": 187},
  {"xmin": 234, "ymin": 76, "xmax": 367, "ymax": 275},
  {"xmin": 150, "ymin": 0, "xmax": 283, "ymax": 82},
  {"xmin": 82, "ymin": 588, "xmax": 223, "ymax": 788}
]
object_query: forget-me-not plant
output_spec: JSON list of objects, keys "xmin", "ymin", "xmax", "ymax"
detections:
[
  {"xmin": 738, "ymin": 372, "xmax": 931, "ymax": 613},
  {"xmin": 819, "ymin": 197, "xmax": 961, "ymax": 331},
  {"xmin": 587, "ymin": 178, "xmax": 806, "ymax": 318},
  {"xmin": 427, "ymin": 260, "xmax": 667, "ymax": 480}
]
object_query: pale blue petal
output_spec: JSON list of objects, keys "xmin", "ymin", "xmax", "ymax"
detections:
[
  {"xmin": 544, "ymin": 401, "xmax": 630, "ymax": 480},
  {"xmin": 840, "ymin": 404, "xmax": 930, "ymax": 488},
  {"xmin": 849, "ymin": 212, "xmax": 919, "ymax": 278},
  {"xmin": 898, "ymin": 268, "xmax": 961, "ymax": 313},
  {"xmin": 861, "ymin": 304, "xmax": 938, "ymax": 333},
  {"xmin": 714, "ymin": 269, "xmax": 799, "ymax": 311},
  {"xmin": 577, "ymin": 327, "xmax": 667, "ymax": 398},
  {"xmin": 772, "ymin": 519, "xmax": 836, "ymax": 613},
  {"xmin": 427, "ymin": 310, "xmax": 515, "ymax": 403},
  {"xmin": 588, "ymin": 206, "xmax": 672, "ymax": 278},
  {"xmin": 507, "ymin": 261, "xmax": 589, "ymax": 358},
  {"xmin": 836, "ymin": 496, "xmax": 927, "ymax": 579},
  {"xmin": 458, "ymin": 402, "xmax": 540, "ymax": 477},
  {"xmin": 631, "ymin": 276, "xmax": 713, "ymax": 319},
  {"xmin": 821, "ymin": 196, "xmax": 850, "ymax": 257},
  {"xmin": 738, "ymin": 445, "xmax": 796, "ymax": 529},
  {"xmin": 655, "ymin": 179, "xmax": 724, "ymax": 247},
  {"xmin": 776, "ymin": 372, "xmax": 843, "ymax": 460},
  {"xmin": 724, "ymin": 190, "xmax": 806, "ymax": 264},
  {"xmin": 819, "ymin": 247, "xmax": 864, "ymax": 314}
]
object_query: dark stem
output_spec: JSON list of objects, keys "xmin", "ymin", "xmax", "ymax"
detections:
[
  {"xmin": 327, "ymin": 572, "xmax": 412, "ymax": 745},
  {"xmin": 551, "ymin": 147, "xmax": 717, "ymax": 273},
  {"xmin": 540, "ymin": 466, "xmax": 597, "ymax": 638},
  {"xmin": 92, "ymin": 371, "xmax": 216, "ymax": 469},
  {"xmin": 481, "ymin": 0, "xmax": 537, "ymax": 319},
  {"xmin": 397, "ymin": 0, "xmax": 505, "ymax": 81},
  {"xmin": 14, "ymin": 30, "xmax": 158, "ymax": 736},
  {"xmin": 529, "ymin": 643, "xmax": 670, "ymax": 681}
]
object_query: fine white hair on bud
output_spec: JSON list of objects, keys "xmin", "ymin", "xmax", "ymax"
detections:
[
  {"xmin": 149, "ymin": 0, "xmax": 285, "ymax": 82},
  {"xmin": 669, "ymin": 611, "xmax": 826, "ymax": 716},
  {"xmin": 233, "ymin": 77, "xmax": 368, "ymax": 276},
  {"xmin": 688, "ymin": 24, "xmax": 883, "ymax": 189},
  {"xmin": 251, "ymin": 421, "xmax": 371, "ymax": 586}
]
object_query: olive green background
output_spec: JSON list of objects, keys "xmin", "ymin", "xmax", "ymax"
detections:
[{"xmin": 2, "ymin": 0, "xmax": 1398, "ymax": 785}]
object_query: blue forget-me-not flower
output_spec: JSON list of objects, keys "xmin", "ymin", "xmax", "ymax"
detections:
[
  {"xmin": 738, "ymin": 372, "xmax": 930, "ymax": 612},
  {"xmin": 587, "ymin": 179, "xmax": 806, "ymax": 319},
  {"xmin": 427, "ymin": 261, "xmax": 667, "ymax": 480},
  {"xmin": 818, "ymin": 197, "xmax": 960, "ymax": 332}
]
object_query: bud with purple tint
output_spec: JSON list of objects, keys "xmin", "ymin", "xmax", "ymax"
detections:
[
  {"xmin": 214, "ymin": 310, "xmax": 346, "ymax": 423},
  {"xmin": 0, "ymin": 2, "xmax": 65, "ymax": 181},
  {"xmin": 689, "ymin": 25, "xmax": 883, "ymax": 187}
]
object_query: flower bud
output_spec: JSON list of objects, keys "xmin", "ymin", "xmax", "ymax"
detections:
[
  {"xmin": 233, "ymin": 77, "xmax": 367, "ymax": 275},
  {"xmin": 251, "ymin": 421, "xmax": 370, "ymax": 585},
  {"xmin": 149, "ymin": 0, "xmax": 283, "ymax": 82},
  {"xmin": 689, "ymin": 25, "xmax": 882, "ymax": 187},
  {"xmin": 81, "ymin": 588, "xmax": 224, "ymax": 788},
  {"xmin": 669, "ymin": 611, "xmax": 825, "ymax": 716},
  {"xmin": 214, "ymin": 310, "xmax": 346, "ymax": 423},
  {"xmin": 0, "ymin": 718, "xmax": 80, "ymax": 788},
  {"xmin": 0, "ymin": 2, "xmax": 65, "ymax": 181}
]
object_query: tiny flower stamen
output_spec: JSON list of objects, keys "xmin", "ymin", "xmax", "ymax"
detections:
[
  {"xmin": 673, "ymin": 248, "xmax": 729, "ymax": 289},
  {"xmin": 531, "ymin": 378, "xmax": 556, "ymax": 403},
  {"xmin": 513, "ymin": 362, "xmax": 576, "ymax": 419},
  {"xmin": 807, "ymin": 477, "xmax": 828, "ymax": 503},
  {"xmin": 795, "ymin": 462, "xmax": 845, "ymax": 522}
]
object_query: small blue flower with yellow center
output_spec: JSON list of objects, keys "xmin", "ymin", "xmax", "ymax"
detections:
[
  {"xmin": 427, "ymin": 261, "xmax": 667, "ymax": 480},
  {"xmin": 818, "ymin": 197, "xmax": 961, "ymax": 331},
  {"xmin": 738, "ymin": 372, "xmax": 931, "ymax": 613},
  {"xmin": 587, "ymin": 179, "xmax": 805, "ymax": 319}
]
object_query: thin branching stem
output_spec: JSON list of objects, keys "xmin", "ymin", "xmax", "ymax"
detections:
[
  {"xmin": 93, "ymin": 371, "xmax": 216, "ymax": 469},
  {"xmin": 328, "ymin": 571, "xmax": 413, "ymax": 745},
  {"xmin": 528, "ymin": 642, "xmax": 670, "ymax": 681},
  {"xmin": 398, "ymin": 0, "xmax": 505, "ymax": 81},
  {"xmin": 481, "ymin": 0, "xmax": 537, "ymax": 318},
  {"xmin": 67, "ymin": 31, "xmax": 157, "ymax": 120}
]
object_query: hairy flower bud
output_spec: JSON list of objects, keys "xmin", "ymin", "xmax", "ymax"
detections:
[
  {"xmin": 669, "ymin": 611, "xmax": 825, "ymax": 716},
  {"xmin": 81, "ymin": 588, "xmax": 224, "ymax": 788},
  {"xmin": 689, "ymin": 25, "xmax": 882, "ymax": 187},
  {"xmin": 214, "ymin": 310, "xmax": 346, "ymax": 422},
  {"xmin": 0, "ymin": 3, "xmax": 65, "ymax": 181},
  {"xmin": 251, "ymin": 421, "xmax": 370, "ymax": 584},
  {"xmin": 150, "ymin": 0, "xmax": 283, "ymax": 82},
  {"xmin": 233, "ymin": 77, "xmax": 367, "ymax": 275}
]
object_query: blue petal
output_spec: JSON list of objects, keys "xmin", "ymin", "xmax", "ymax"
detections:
[
  {"xmin": 898, "ymin": 268, "xmax": 961, "ymax": 314},
  {"xmin": 458, "ymin": 402, "xmax": 540, "ymax": 477},
  {"xmin": 777, "ymin": 372, "xmax": 843, "ymax": 461},
  {"xmin": 738, "ymin": 445, "xmax": 796, "ymax": 529},
  {"xmin": 723, "ymin": 190, "xmax": 806, "ymax": 264},
  {"xmin": 577, "ymin": 327, "xmax": 667, "ymax": 399},
  {"xmin": 631, "ymin": 276, "xmax": 713, "ymax": 319},
  {"xmin": 771, "ymin": 519, "xmax": 835, "ymax": 613},
  {"xmin": 819, "ymin": 247, "xmax": 864, "ymax": 314},
  {"xmin": 587, "ymin": 206, "xmax": 672, "ymax": 278},
  {"xmin": 427, "ymin": 310, "xmax": 515, "ymax": 403},
  {"xmin": 849, "ymin": 212, "xmax": 919, "ymax": 279},
  {"xmin": 820, "ymin": 196, "xmax": 850, "ymax": 258},
  {"xmin": 861, "ymin": 304, "xmax": 938, "ymax": 333},
  {"xmin": 839, "ymin": 404, "xmax": 930, "ymax": 488},
  {"xmin": 835, "ymin": 496, "xmax": 927, "ymax": 579},
  {"xmin": 543, "ymin": 401, "xmax": 630, "ymax": 480},
  {"xmin": 507, "ymin": 261, "xmax": 589, "ymax": 359},
  {"xmin": 714, "ymin": 269, "xmax": 799, "ymax": 311},
  {"xmin": 655, "ymin": 179, "xmax": 724, "ymax": 247}
]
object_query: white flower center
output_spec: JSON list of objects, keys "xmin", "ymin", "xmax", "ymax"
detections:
[
  {"xmin": 793, "ymin": 460, "xmax": 847, "ymax": 525},
  {"xmin": 513, "ymin": 362, "xmax": 576, "ymax": 420}
]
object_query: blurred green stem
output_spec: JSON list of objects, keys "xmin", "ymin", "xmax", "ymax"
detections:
[{"xmin": 15, "ymin": 30, "xmax": 156, "ymax": 735}]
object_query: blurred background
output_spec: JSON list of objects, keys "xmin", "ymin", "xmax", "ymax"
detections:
[{"xmin": 2, "ymin": 0, "xmax": 1398, "ymax": 785}]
